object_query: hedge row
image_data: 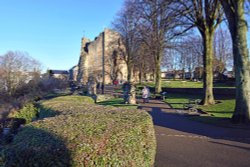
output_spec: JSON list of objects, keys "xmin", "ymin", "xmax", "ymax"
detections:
[
  {"xmin": 2, "ymin": 96, "xmax": 156, "ymax": 167},
  {"xmin": 8, "ymin": 103, "xmax": 38, "ymax": 124},
  {"xmin": 38, "ymin": 96, "xmax": 95, "ymax": 119}
]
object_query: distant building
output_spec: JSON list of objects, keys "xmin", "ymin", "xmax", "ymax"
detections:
[
  {"xmin": 194, "ymin": 67, "xmax": 203, "ymax": 80},
  {"xmin": 183, "ymin": 72, "xmax": 192, "ymax": 80},
  {"xmin": 161, "ymin": 71, "xmax": 173, "ymax": 79},
  {"xmin": 223, "ymin": 71, "xmax": 234, "ymax": 79},
  {"xmin": 49, "ymin": 70, "xmax": 69, "ymax": 80},
  {"xmin": 161, "ymin": 70, "xmax": 184, "ymax": 79}
]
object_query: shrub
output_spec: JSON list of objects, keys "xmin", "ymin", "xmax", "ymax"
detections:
[
  {"xmin": 1, "ymin": 127, "xmax": 71, "ymax": 166},
  {"xmin": 2, "ymin": 96, "xmax": 156, "ymax": 167},
  {"xmin": 2, "ymin": 118, "xmax": 25, "ymax": 133},
  {"xmin": 38, "ymin": 96, "xmax": 95, "ymax": 118},
  {"xmin": 8, "ymin": 103, "xmax": 38, "ymax": 124},
  {"xmin": 41, "ymin": 95, "xmax": 95, "ymax": 106}
]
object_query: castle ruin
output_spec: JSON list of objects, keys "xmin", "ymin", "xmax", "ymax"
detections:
[{"xmin": 76, "ymin": 29, "xmax": 128, "ymax": 85}]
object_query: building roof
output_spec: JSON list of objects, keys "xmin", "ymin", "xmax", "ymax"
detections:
[{"xmin": 49, "ymin": 70, "xmax": 69, "ymax": 75}]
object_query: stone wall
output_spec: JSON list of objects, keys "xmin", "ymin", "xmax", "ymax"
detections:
[
  {"xmin": 69, "ymin": 65, "xmax": 78, "ymax": 81},
  {"xmin": 77, "ymin": 29, "xmax": 127, "ymax": 84},
  {"xmin": 77, "ymin": 38, "xmax": 91, "ymax": 84}
]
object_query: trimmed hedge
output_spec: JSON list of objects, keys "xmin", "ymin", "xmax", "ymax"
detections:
[
  {"xmin": 41, "ymin": 95, "xmax": 95, "ymax": 106},
  {"xmin": 38, "ymin": 95, "xmax": 95, "ymax": 119},
  {"xmin": 2, "ymin": 96, "xmax": 156, "ymax": 167},
  {"xmin": 8, "ymin": 103, "xmax": 38, "ymax": 124}
]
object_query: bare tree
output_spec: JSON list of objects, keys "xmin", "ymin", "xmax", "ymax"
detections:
[
  {"xmin": 163, "ymin": 36, "xmax": 203, "ymax": 80},
  {"xmin": 213, "ymin": 26, "xmax": 233, "ymax": 76},
  {"xmin": 176, "ymin": 38, "xmax": 200, "ymax": 80},
  {"xmin": 0, "ymin": 51, "xmax": 41, "ymax": 96},
  {"xmin": 162, "ymin": 46, "xmax": 183, "ymax": 80},
  {"xmin": 113, "ymin": 0, "xmax": 141, "ymax": 104},
  {"xmin": 113, "ymin": 0, "xmax": 141, "ymax": 83},
  {"xmin": 134, "ymin": 43, "xmax": 154, "ymax": 83},
  {"xmin": 220, "ymin": 0, "xmax": 250, "ymax": 122},
  {"xmin": 185, "ymin": 36, "xmax": 204, "ymax": 80},
  {"xmin": 137, "ymin": 0, "xmax": 182, "ymax": 93},
  {"xmin": 175, "ymin": 0, "xmax": 223, "ymax": 105}
]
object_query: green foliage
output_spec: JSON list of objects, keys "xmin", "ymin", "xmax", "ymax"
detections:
[
  {"xmin": 42, "ymin": 95, "xmax": 95, "ymax": 104},
  {"xmin": 38, "ymin": 106, "xmax": 57, "ymax": 119},
  {"xmin": 1, "ymin": 127, "xmax": 71, "ymax": 166},
  {"xmin": 9, "ymin": 103, "xmax": 38, "ymax": 124},
  {"xmin": 38, "ymin": 95, "xmax": 95, "ymax": 118},
  {"xmin": 2, "ymin": 96, "xmax": 156, "ymax": 166}
]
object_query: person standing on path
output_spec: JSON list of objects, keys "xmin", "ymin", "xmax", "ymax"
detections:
[{"xmin": 142, "ymin": 86, "xmax": 150, "ymax": 103}]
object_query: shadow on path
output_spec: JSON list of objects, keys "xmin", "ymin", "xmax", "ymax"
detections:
[
  {"xmin": 137, "ymin": 98, "xmax": 250, "ymax": 167},
  {"xmin": 137, "ymin": 99, "xmax": 250, "ymax": 144}
]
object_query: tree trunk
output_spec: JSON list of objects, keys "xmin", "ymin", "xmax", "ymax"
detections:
[
  {"xmin": 182, "ymin": 68, "xmax": 185, "ymax": 80},
  {"xmin": 139, "ymin": 64, "xmax": 143, "ymax": 84},
  {"xmin": 127, "ymin": 61, "xmax": 133, "ymax": 83},
  {"xmin": 139, "ymin": 71, "xmax": 142, "ymax": 84},
  {"xmin": 144, "ymin": 72, "xmax": 147, "ymax": 81},
  {"xmin": 199, "ymin": 68, "xmax": 203, "ymax": 80},
  {"xmin": 124, "ymin": 55, "xmax": 136, "ymax": 104},
  {"xmin": 201, "ymin": 30, "xmax": 215, "ymax": 105},
  {"xmin": 232, "ymin": 25, "xmax": 250, "ymax": 122},
  {"xmin": 221, "ymin": 0, "xmax": 250, "ymax": 122},
  {"xmin": 189, "ymin": 67, "xmax": 193, "ymax": 81},
  {"xmin": 155, "ymin": 52, "xmax": 162, "ymax": 93}
]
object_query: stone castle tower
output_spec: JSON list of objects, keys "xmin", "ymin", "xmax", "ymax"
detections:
[
  {"xmin": 77, "ymin": 29, "xmax": 128, "ymax": 84},
  {"xmin": 77, "ymin": 38, "xmax": 91, "ymax": 83}
]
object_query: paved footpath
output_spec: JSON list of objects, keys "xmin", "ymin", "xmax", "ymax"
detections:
[{"xmin": 138, "ymin": 99, "xmax": 250, "ymax": 167}]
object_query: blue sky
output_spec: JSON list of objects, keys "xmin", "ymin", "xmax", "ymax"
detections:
[
  {"xmin": 0, "ymin": 1, "xmax": 249, "ymax": 72},
  {"xmin": 0, "ymin": 0, "xmax": 124, "ymax": 71}
]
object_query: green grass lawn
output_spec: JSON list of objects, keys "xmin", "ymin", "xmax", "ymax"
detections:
[
  {"xmin": 164, "ymin": 93, "xmax": 235, "ymax": 118},
  {"xmin": 138, "ymin": 80, "xmax": 234, "ymax": 88},
  {"xmin": 163, "ymin": 92, "xmax": 238, "ymax": 127},
  {"xmin": 199, "ymin": 100, "xmax": 235, "ymax": 118},
  {"xmin": 161, "ymin": 80, "xmax": 203, "ymax": 88},
  {"xmin": 138, "ymin": 80, "xmax": 202, "ymax": 88},
  {"xmin": 164, "ymin": 93, "xmax": 201, "ymax": 109},
  {"xmin": 97, "ymin": 98, "xmax": 138, "ymax": 109}
]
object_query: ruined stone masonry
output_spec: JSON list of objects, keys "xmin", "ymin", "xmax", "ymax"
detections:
[{"xmin": 76, "ymin": 29, "xmax": 128, "ymax": 84}]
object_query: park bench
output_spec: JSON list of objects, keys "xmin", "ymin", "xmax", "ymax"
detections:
[
  {"xmin": 150, "ymin": 91, "xmax": 167, "ymax": 100},
  {"xmin": 161, "ymin": 92, "xmax": 167, "ymax": 100},
  {"xmin": 183, "ymin": 99, "xmax": 200, "ymax": 113}
]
